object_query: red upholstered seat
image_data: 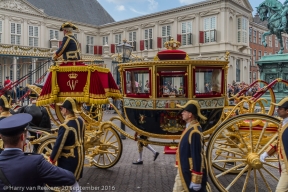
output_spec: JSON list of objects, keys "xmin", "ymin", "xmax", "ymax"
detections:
[{"xmin": 157, "ymin": 50, "xmax": 186, "ymax": 60}]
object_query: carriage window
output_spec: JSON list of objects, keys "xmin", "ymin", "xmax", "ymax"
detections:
[
  {"xmin": 157, "ymin": 67, "xmax": 187, "ymax": 98},
  {"xmin": 124, "ymin": 69, "xmax": 150, "ymax": 96},
  {"xmin": 194, "ymin": 67, "xmax": 223, "ymax": 97}
]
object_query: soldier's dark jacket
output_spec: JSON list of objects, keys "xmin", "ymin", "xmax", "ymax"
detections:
[
  {"xmin": 176, "ymin": 121, "xmax": 207, "ymax": 192},
  {"xmin": 50, "ymin": 114, "xmax": 85, "ymax": 180}
]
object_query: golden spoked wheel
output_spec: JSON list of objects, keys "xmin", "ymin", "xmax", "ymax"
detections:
[
  {"xmin": 206, "ymin": 114, "xmax": 280, "ymax": 192},
  {"xmin": 92, "ymin": 127, "xmax": 122, "ymax": 169},
  {"xmin": 37, "ymin": 139, "xmax": 56, "ymax": 161}
]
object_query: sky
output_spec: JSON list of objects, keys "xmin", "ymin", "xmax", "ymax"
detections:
[{"xmin": 97, "ymin": 0, "xmax": 286, "ymax": 22}]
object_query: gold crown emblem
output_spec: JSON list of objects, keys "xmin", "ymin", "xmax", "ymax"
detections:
[
  {"xmin": 164, "ymin": 38, "xmax": 181, "ymax": 50},
  {"xmin": 68, "ymin": 73, "xmax": 78, "ymax": 79}
]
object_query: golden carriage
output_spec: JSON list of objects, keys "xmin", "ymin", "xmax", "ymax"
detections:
[{"xmin": 26, "ymin": 39, "xmax": 286, "ymax": 192}]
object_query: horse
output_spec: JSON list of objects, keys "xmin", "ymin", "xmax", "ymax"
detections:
[
  {"xmin": 257, "ymin": 1, "xmax": 287, "ymax": 54},
  {"xmin": 16, "ymin": 97, "xmax": 52, "ymax": 152}
]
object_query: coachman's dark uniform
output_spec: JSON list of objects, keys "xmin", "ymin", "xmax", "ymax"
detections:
[
  {"xmin": 53, "ymin": 22, "xmax": 81, "ymax": 61},
  {"xmin": 50, "ymin": 98, "xmax": 85, "ymax": 180}
]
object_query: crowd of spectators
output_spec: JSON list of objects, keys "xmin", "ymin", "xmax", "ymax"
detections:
[{"xmin": 228, "ymin": 80, "xmax": 261, "ymax": 104}]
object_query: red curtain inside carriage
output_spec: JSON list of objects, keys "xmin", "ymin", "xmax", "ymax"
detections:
[{"xmin": 36, "ymin": 62, "xmax": 121, "ymax": 106}]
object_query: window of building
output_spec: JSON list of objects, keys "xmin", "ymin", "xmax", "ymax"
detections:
[
  {"xmin": 102, "ymin": 36, "xmax": 108, "ymax": 45},
  {"xmin": 204, "ymin": 16, "xmax": 216, "ymax": 43},
  {"xmin": 264, "ymin": 52, "xmax": 267, "ymax": 56},
  {"xmin": 275, "ymin": 36, "xmax": 278, "ymax": 47},
  {"xmin": 258, "ymin": 51, "xmax": 262, "ymax": 60},
  {"xmin": 253, "ymin": 30, "xmax": 256, "ymax": 43},
  {"xmin": 128, "ymin": 31, "xmax": 137, "ymax": 51},
  {"xmin": 86, "ymin": 36, "xmax": 94, "ymax": 54},
  {"xmin": 162, "ymin": 25, "xmax": 171, "ymax": 47},
  {"xmin": 269, "ymin": 36, "xmax": 272, "ymax": 47},
  {"xmin": 144, "ymin": 28, "xmax": 153, "ymax": 49},
  {"xmin": 258, "ymin": 32, "xmax": 262, "ymax": 45},
  {"xmin": 115, "ymin": 34, "xmax": 122, "ymax": 44},
  {"xmin": 28, "ymin": 26, "xmax": 38, "ymax": 47},
  {"xmin": 237, "ymin": 17, "xmax": 248, "ymax": 43},
  {"xmin": 0, "ymin": 20, "xmax": 2, "ymax": 43},
  {"xmin": 11, "ymin": 23, "xmax": 21, "ymax": 45},
  {"xmin": 253, "ymin": 50, "xmax": 256, "ymax": 65},
  {"xmin": 249, "ymin": 72, "xmax": 252, "ymax": 83},
  {"xmin": 49, "ymin": 30, "xmax": 59, "ymax": 40},
  {"xmin": 181, "ymin": 21, "xmax": 192, "ymax": 45},
  {"xmin": 74, "ymin": 34, "xmax": 78, "ymax": 39},
  {"xmin": 286, "ymin": 39, "xmax": 288, "ymax": 49},
  {"xmin": 253, "ymin": 72, "xmax": 256, "ymax": 79},
  {"xmin": 249, "ymin": 27, "xmax": 252, "ymax": 42},
  {"xmin": 124, "ymin": 68, "xmax": 151, "ymax": 97},
  {"xmin": 236, "ymin": 59, "xmax": 240, "ymax": 82}
]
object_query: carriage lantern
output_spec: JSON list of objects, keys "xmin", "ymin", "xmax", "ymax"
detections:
[{"xmin": 116, "ymin": 39, "xmax": 133, "ymax": 63}]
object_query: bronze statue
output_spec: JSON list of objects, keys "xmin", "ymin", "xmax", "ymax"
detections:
[{"xmin": 257, "ymin": 0, "xmax": 287, "ymax": 54}]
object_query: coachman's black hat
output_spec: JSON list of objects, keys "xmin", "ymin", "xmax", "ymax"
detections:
[
  {"xmin": 0, "ymin": 113, "xmax": 32, "ymax": 136},
  {"xmin": 60, "ymin": 22, "xmax": 78, "ymax": 31},
  {"xmin": 272, "ymin": 97, "xmax": 288, "ymax": 108},
  {"xmin": 61, "ymin": 97, "xmax": 80, "ymax": 113},
  {"xmin": 0, "ymin": 95, "xmax": 11, "ymax": 109},
  {"xmin": 176, "ymin": 100, "xmax": 207, "ymax": 120}
]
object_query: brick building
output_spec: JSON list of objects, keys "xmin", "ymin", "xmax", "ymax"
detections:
[{"xmin": 249, "ymin": 14, "xmax": 288, "ymax": 83}]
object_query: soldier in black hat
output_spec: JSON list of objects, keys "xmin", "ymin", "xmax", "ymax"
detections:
[
  {"xmin": 260, "ymin": 97, "xmax": 288, "ymax": 191},
  {"xmin": 53, "ymin": 22, "xmax": 81, "ymax": 61},
  {"xmin": 0, "ymin": 94, "xmax": 12, "ymax": 121},
  {"xmin": 173, "ymin": 100, "xmax": 208, "ymax": 192},
  {"xmin": 0, "ymin": 114, "xmax": 76, "ymax": 191},
  {"xmin": 50, "ymin": 97, "xmax": 85, "ymax": 190}
]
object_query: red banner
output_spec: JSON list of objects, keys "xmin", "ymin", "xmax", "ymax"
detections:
[{"xmin": 57, "ymin": 72, "xmax": 87, "ymax": 93}]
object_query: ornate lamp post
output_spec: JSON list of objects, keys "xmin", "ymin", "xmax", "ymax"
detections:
[
  {"xmin": 116, "ymin": 39, "xmax": 133, "ymax": 63},
  {"xmin": 116, "ymin": 39, "xmax": 133, "ymax": 139}
]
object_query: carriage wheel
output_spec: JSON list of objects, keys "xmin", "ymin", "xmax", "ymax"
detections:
[
  {"xmin": 206, "ymin": 114, "xmax": 280, "ymax": 192},
  {"xmin": 37, "ymin": 139, "xmax": 56, "ymax": 161},
  {"xmin": 92, "ymin": 127, "xmax": 122, "ymax": 169}
]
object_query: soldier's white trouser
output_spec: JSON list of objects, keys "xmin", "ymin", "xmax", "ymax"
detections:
[
  {"xmin": 276, "ymin": 161, "xmax": 288, "ymax": 192},
  {"xmin": 173, "ymin": 170, "xmax": 185, "ymax": 192}
]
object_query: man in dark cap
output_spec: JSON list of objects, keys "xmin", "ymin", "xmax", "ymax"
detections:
[
  {"xmin": 0, "ymin": 94, "xmax": 12, "ymax": 120},
  {"xmin": 0, "ymin": 114, "xmax": 76, "ymax": 191},
  {"xmin": 50, "ymin": 97, "xmax": 85, "ymax": 190},
  {"xmin": 173, "ymin": 100, "xmax": 207, "ymax": 192},
  {"xmin": 260, "ymin": 97, "xmax": 288, "ymax": 191},
  {"xmin": 53, "ymin": 22, "xmax": 81, "ymax": 61}
]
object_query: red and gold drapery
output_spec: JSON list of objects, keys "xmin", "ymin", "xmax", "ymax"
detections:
[{"xmin": 36, "ymin": 62, "xmax": 121, "ymax": 106}]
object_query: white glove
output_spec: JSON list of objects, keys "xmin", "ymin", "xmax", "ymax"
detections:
[
  {"xmin": 260, "ymin": 152, "xmax": 269, "ymax": 163},
  {"xmin": 189, "ymin": 182, "xmax": 201, "ymax": 191}
]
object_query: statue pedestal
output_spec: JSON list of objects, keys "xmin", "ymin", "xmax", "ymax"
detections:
[{"xmin": 257, "ymin": 54, "xmax": 288, "ymax": 106}]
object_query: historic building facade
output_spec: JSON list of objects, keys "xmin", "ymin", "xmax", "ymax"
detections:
[
  {"xmin": 249, "ymin": 14, "xmax": 288, "ymax": 84},
  {"xmin": 0, "ymin": 0, "xmax": 254, "ymax": 87}
]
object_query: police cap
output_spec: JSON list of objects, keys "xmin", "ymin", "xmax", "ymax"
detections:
[{"xmin": 0, "ymin": 114, "xmax": 32, "ymax": 136}]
